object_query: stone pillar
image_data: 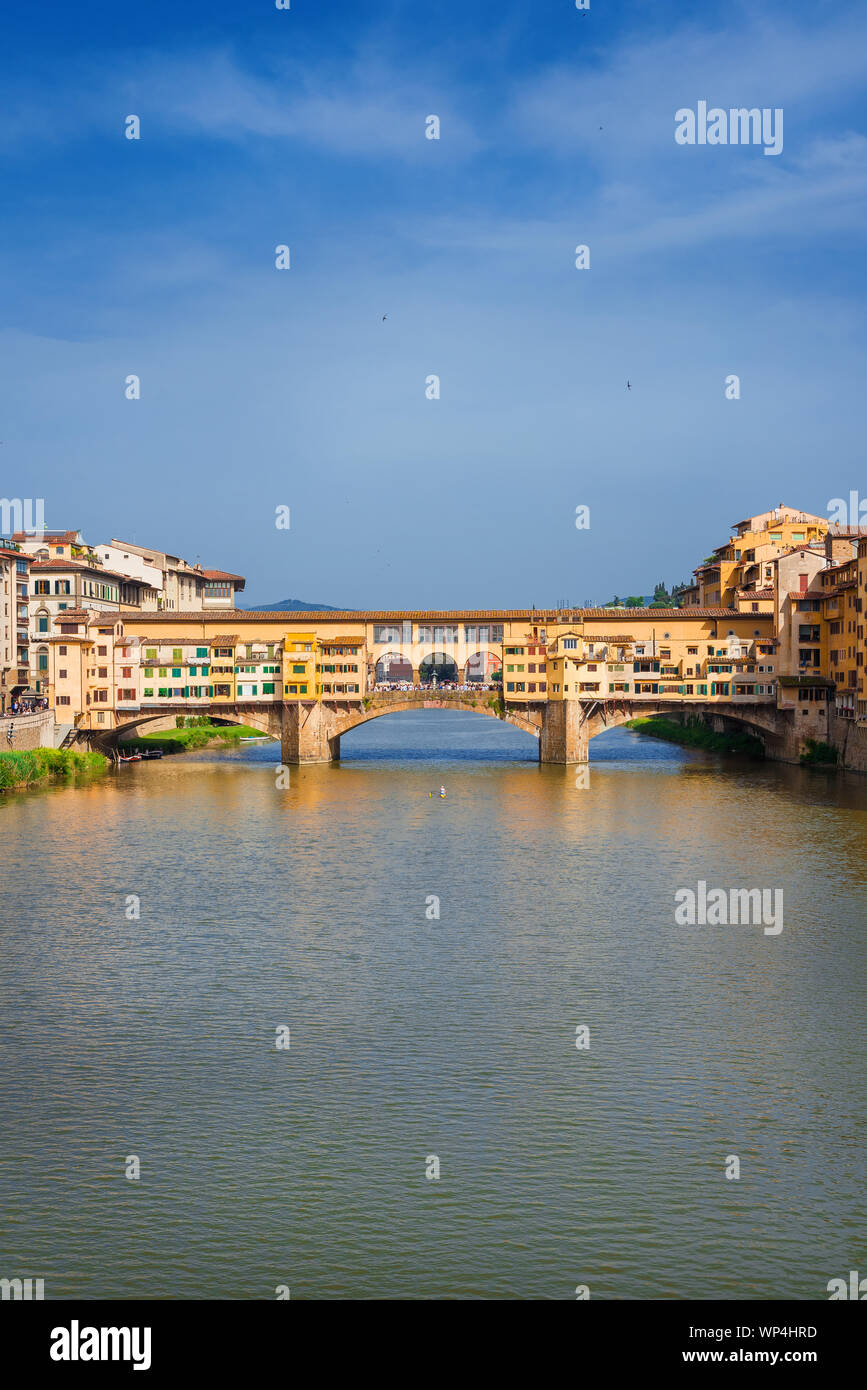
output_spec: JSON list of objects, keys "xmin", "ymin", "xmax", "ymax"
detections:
[
  {"xmin": 540, "ymin": 699, "xmax": 588, "ymax": 764},
  {"xmin": 412, "ymin": 668, "xmax": 421, "ymax": 686},
  {"xmin": 280, "ymin": 701, "xmax": 339, "ymax": 764}
]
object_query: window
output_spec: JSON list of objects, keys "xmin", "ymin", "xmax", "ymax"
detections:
[
  {"xmin": 292, "ymin": 664, "xmax": 306, "ymax": 674},
  {"xmin": 34, "ymin": 579, "xmax": 50, "ymax": 594},
  {"xmin": 58, "ymin": 668, "xmax": 67, "ymax": 679},
  {"xmin": 196, "ymin": 647, "xmax": 207, "ymax": 658},
  {"xmin": 172, "ymin": 649, "xmax": 182, "ymax": 663},
  {"xmin": 263, "ymin": 682, "xmax": 275, "ymax": 694},
  {"xmin": 144, "ymin": 688, "xmax": 154, "ymax": 697},
  {"xmin": 59, "ymin": 645, "xmax": 67, "ymax": 656},
  {"xmin": 159, "ymin": 667, "xmax": 167, "ymax": 678},
  {"xmin": 145, "ymin": 648, "xmax": 157, "ymax": 660},
  {"xmin": 56, "ymin": 695, "xmax": 70, "ymax": 706},
  {"xmin": 172, "ymin": 668, "xmax": 181, "ymax": 678},
  {"xmin": 38, "ymin": 616, "xmax": 49, "ymax": 632}
]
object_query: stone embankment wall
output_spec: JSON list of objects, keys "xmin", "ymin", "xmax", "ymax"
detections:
[
  {"xmin": 826, "ymin": 711, "xmax": 867, "ymax": 773},
  {"xmin": 0, "ymin": 710, "xmax": 55, "ymax": 751}
]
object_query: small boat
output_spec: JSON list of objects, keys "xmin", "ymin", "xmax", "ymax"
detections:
[
  {"xmin": 118, "ymin": 753, "xmax": 142, "ymax": 763},
  {"xmin": 239, "ymin": 736, "xmax": 270, "ymax": 743},
  {"xmin": 139, "ymin": 749, "xmax": 163, "ymax": 759}
]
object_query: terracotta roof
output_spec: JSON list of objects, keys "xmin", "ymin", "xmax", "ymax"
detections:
[
  {"xmin": 203, "ymin": 570, "xmax": 245, "ymax": 583},
  {"xmin": 738, "ymin": 587, "xmax": 774, "ymax": 599},
  {"xmin": 137, "ymin": 637, "xmax": 211, "ymax": 646},
  {"xmin": 123, "ymin": 606, "xmax": 763, "ymax": 623},
  {"xmin": 211, "ymin": 634, "xmax": 239, "ymax": 645},
  {"xmin": 321, "ymin": 636, "xmax": 365, "ymax": 645},
  {"xmin": 30, "ymin": 558, "xmax": 138, "ymax": 583},
  {"xmin": 0, "ymin": 547, "xmax": 28, "ymax": 561}
]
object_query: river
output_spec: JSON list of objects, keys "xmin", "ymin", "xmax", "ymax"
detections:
[{"xmin": 1, "ymin": 711, "xmax": 864, "ymax": 1298}]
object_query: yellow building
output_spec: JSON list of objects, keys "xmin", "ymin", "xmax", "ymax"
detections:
[
  {"xmin": 316, "ymin": 636, "xmax": 364, "ymax": 698},
  {"xmin": 694, "ymin": 505, "xmax": 828, "ymax": 607},
  {"xmin": 820, "ymin": 558, "xmax": 858, "ymax": 718},
  {"xmin": 858, "ymin": 537, "xmax": 867, "ymax": 725},
  {"xmin": 282, "ymin": 632, "xmax": 315, "ymax": 699},
  {"xmin": 209, "ymin": 634, "xmax": 237, "ymax": 703}
]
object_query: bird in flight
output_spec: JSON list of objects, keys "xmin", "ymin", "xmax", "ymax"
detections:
[
  {"xmin": 382, "ymin": 314, "xmax": 388, "ymax": 321},
  {"xmin": 627, "ymin": 381, "xmax": 632, "ymax": 390}
]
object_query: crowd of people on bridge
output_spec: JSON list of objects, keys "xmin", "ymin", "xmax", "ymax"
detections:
[
  {"xmin": 373, "ymin": 681, "xmax": 499, "ymax": 694},
  {"xmin": 6, "ymin": 697, "xmax": 49, "ymax": 715}
]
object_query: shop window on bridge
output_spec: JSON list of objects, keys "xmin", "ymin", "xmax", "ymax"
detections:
[
  {"xmin": 172, "ymin": 668, "xmax": 181, "ymax": 678},
  {"xmin": 263, "ymin": 682, "xmax": 275, "ymax": 694}
]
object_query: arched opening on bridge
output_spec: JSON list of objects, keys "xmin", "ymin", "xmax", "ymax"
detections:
[
  {"xmin": 465, "ymin": 650, "xmax": 502, "ymax": 684},
  {"xmin": 338, "ymin": 706, "xmax": 540, "ymax": 762},
  {"xmin": 374, "ymin": 651, "xmax": 413, "ymax": 685},
  {"xmin": 419, "ymin": 652, "xmax": 458, "ymax": 687}
]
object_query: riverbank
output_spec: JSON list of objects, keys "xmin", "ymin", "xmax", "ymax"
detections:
[
  {"xmin": 0, "ymin": 747, "xmax": 108, "ymax": 792},
  {"xmin": 124, "ymin": 723, "xmax": 274, "ymax": 754},
  {"xmin": 625, "ymin": 715, "xmax": 764, "ymax": 758}
]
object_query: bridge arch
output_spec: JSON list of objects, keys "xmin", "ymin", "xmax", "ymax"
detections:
[
  {"xmin": 418, "ymin": 651, "xmax": 458, "ymax": 684},
  {"xmin": 465, "ymin": 649, "xmax": 502, "ymax": 683},
  {"xmin": 374, "ymin": 651, "xmax": 413, "ymax": 683},
  {"xmin": 78, "ymin": 704, "xmax": 280, "ymax": 755}
]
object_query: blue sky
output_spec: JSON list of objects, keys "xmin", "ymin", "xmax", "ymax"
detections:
[{"xmin": 2, "ymin": 0, "xmax": 866, "ymax": 607}]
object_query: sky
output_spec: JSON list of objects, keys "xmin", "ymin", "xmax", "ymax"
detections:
[{"xmin": 2, "ymin": 0, "xmax": 866, "ymax": 608}]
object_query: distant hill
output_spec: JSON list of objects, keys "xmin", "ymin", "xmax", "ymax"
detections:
[{"xmin": 242, "ymin": 598, "xmax": 347, "ymax": 612}]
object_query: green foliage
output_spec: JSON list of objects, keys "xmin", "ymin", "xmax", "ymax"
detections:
[
  {"xmin": 625, "ymin": 715, "xmax": 764, "ymax": 758},
  {"xmin": 624, "ymin": 596, "xmax": 644, "ymax": 608},
  {"xmin": 0, "ymin": 747, "xmax": 107, "ymax": 790},
  {"xmin": 799, "ymin": 738, "xmax": 839, "ymax": 766},
  {"xmin": 125, "ymin": 724, "xmax": 270, "ymax": 753}
]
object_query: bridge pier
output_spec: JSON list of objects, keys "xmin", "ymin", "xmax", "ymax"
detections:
[
  {"xmin": 540, "ymin": 700, "xmax": 588, "ymax": 764},
  {"xmin": 280, "ymin": 702, "xmax": 340, "ymax": 764}
]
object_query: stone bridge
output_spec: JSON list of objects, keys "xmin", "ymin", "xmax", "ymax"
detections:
[{"xmin": 79, "ymin": 691, "xmax": 794, "ymax": 764}]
